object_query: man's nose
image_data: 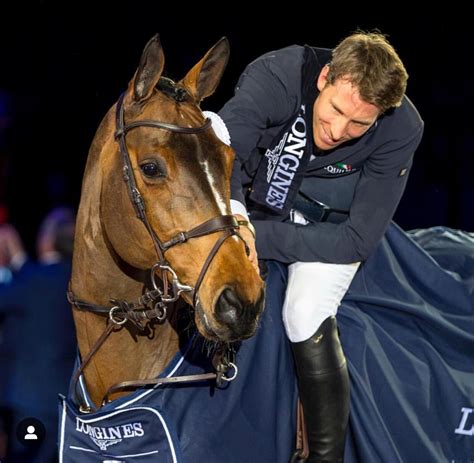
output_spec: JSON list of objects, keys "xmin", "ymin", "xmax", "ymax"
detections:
[{"xmin": 329, "ymin": 119, "xmax": 348, "ymax": 141}]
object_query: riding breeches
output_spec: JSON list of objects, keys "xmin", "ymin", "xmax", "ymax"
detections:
[{"xmin": 282, "ymin": 261, "xmax": 360, "ymax": 342}]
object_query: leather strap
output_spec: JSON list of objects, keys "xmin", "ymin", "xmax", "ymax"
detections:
[{"xmin": 101, "ymin": 372, "xmax": 217, "ymax": 406}]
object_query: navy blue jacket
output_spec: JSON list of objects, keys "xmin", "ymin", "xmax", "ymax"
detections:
[{"xmin": 219, "ymin": 45, "xmax": 424, "ymax": 264}]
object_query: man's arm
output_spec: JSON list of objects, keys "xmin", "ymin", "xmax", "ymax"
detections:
[{"xmin": 253, "ymin": 126, "xmax": 424, "ymax": 264}]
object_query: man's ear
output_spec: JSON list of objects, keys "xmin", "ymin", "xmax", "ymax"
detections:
[{"xmin": 317, "ymin": 64, "xmax": 330, "ymax": 91}]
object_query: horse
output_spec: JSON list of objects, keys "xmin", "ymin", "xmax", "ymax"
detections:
[{"xmin": 68, "ymin": 34, "xmax": 265, "ymax": 410}]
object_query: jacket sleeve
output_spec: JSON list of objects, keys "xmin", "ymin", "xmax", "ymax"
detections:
[
  {"xmin": 219, "ymin": 53, "xmax": 299, "ymax": 205},
  {"xmin": 254, "ymin": 125, "xmax": 424, "ymax": 264}
]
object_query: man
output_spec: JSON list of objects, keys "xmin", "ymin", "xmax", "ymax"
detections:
[{"xmin": 219, "ymin": 32, "xmax": 423, "ymax": 462}]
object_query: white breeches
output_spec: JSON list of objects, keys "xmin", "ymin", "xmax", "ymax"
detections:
[{"xmin": 282, "ymin": 261, "xmax": 360, "ymax": 342}]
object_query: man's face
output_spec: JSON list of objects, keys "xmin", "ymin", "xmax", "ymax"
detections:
[{"xmin": 313, "ymin": 65, "xmax": 380, "ymax": 150}]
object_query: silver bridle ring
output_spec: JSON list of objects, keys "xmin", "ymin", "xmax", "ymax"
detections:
[
  {"xmin": 220, "ymin": 362, "xmax": 238, "ymax": 382},
  {"xmin": 109, "ymin": 306, "xmax": 127, "ymax": 325},
  {"xmin": 150, "ymin": 263, "xmax": 164, "ymax": 292}
]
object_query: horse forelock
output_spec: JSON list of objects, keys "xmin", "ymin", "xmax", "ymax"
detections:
[{"xmin": 156, "ymin": 76, "xmax": 189, "ymax": 103}]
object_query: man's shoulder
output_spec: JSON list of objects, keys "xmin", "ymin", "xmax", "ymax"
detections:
[
  {"xmin": 240, "ymin": 45, "xmax": 308, "ymax": 102},
  {"xmin": 379, "ymin": 95, "xmax": 424, "ymax": 139},
  {"xmin": 400, "ymin": 95, "xmax": 424, "ymax": 130},
  {"xmin": 251, "ymin": 45, "xmax": 330, "ymax": 70},
  {"xmin": 251, "ymin": 44, "xmax": 306, "ymax": 67}
]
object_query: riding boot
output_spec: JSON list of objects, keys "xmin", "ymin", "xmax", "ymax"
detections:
[{"xmin": 292, "ymin": 316, "xmax": 350, "ymax": 463}]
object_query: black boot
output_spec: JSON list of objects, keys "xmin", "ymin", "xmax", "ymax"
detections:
[{"xmin": 291, "ymin": 316, "xmax": 350, "ymax": 463}]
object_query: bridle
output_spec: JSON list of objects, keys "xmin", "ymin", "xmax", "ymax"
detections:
[
  {"xmin": 68, "ymin": 91, "xmax": 246, "ymax": 409},
  {"xmin": 113, "ymin": 91, "xmax": 245, "ymax": 309}
]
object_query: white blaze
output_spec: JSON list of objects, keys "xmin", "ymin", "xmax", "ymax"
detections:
[{"xmin": 200, "ymin": 159, "xmax": 227, "ymax": 215}]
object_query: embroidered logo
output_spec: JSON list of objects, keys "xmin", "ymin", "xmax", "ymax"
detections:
[
  {"xmin": 91, "ymin": 436, "xmax": 121, "ymax": 451},
  {"xmin": 265, "ymin": 133, "xmax": 288, "ymax": 182},
  {"xmin": 264, "ymin": 106, "xmax": 307, "ymax": 210},
  {"xmin": 324, "ymin": 162, "xmax": 354, "ymax": 175},
  {"xmin": 76, "ymin": 418, "xmax": 145, "ymax": 450}
]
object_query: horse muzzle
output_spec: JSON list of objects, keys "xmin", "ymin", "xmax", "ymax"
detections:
[{"xmin": 197, "ymin": 287, "xmax": 265, "ymax": 342}]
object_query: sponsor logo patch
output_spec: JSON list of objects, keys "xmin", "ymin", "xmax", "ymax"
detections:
[{"xmin": 76, "ymin": 418, "xmax": 145, "ymax": 450}]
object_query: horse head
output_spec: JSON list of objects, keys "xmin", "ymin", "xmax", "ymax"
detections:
[{"xmin": 95, "ymin": 35, "xmax": 264, "ymax": 342}]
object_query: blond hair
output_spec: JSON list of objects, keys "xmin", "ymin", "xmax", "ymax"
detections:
[{"xmin": 326, "ymin": 31, "xmax": 408, "ymax": 112}]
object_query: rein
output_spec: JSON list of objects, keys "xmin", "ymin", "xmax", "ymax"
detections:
[{"xmin": 69, "ymin": 92, "xmax": 247, "ymax": 410}]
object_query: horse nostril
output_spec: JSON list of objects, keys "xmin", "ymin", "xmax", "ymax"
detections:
[{"xmin": 215, "ymin": 288, "xmax": 243, "ymax": 326}]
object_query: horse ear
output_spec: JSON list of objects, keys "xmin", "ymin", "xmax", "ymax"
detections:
[
  {"xmin": 131, "ymin": 34, "xmax": 165, "ymax": 102},
  {"xmin": 181, "ymin": 37, "xmax": 230, "ymax": 103}
]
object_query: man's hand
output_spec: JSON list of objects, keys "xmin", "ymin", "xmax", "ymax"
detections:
[{"xmin": 235, "ymin": 214, "xmax": 259, "ymax": 273}]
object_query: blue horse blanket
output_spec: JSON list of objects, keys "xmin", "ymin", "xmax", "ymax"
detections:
[
  {"xmin": 340, "ymin": 224, "xmax": 474, "ymax": 462},
  {"xmin": 58, "ymin": 261, "xmax": 298, "ymax": 462},
  {"xmin": 59, "ymin": 223, "xmax": 474, "ymax": 462}
]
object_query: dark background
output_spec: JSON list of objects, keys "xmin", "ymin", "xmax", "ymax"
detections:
[{"xmin": 1, "ymin": 3, "xmax": 472, "ymax": 254}]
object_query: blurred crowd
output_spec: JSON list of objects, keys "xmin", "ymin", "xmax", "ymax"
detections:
[{"xmin": 0, "ymin": 207, "xmax": 77, "ymax": 463}]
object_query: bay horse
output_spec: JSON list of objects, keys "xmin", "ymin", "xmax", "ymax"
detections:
[{"xmin": 68, "ymin": 35, "xmax": 265, "ymax": 409}]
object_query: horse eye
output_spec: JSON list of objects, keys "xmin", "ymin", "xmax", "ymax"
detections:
[{"xmin": 140, "ymin": 161, "xmax": 164, "ymax": 178}]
